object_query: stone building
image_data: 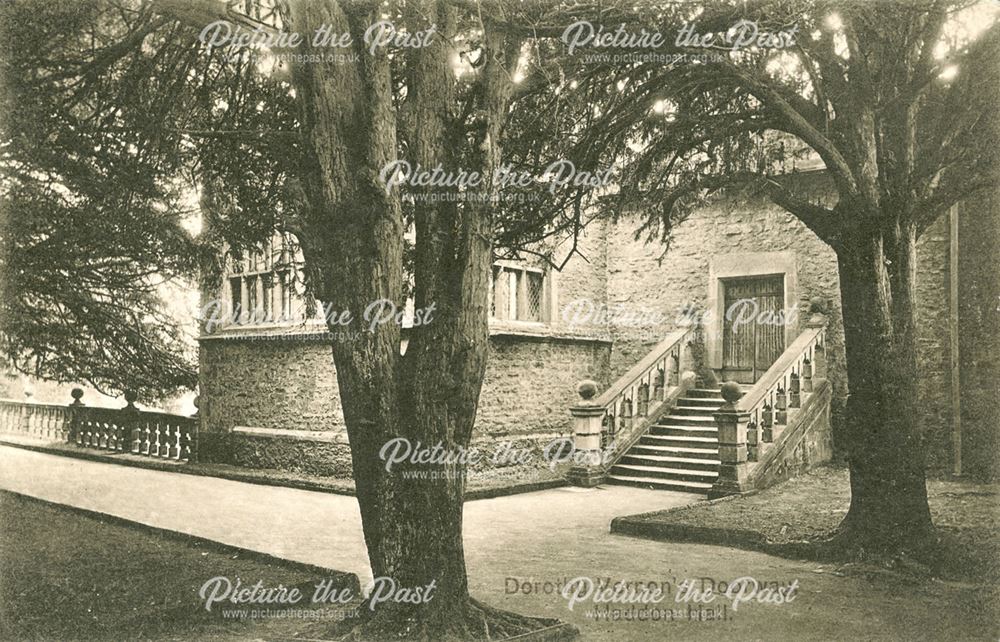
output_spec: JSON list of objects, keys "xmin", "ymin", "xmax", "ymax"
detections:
[{"xmin": 196, "ymin": 171, "xmax": 999, "ymax": 492}]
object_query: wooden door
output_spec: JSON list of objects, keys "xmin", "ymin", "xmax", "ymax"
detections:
[{"xmin": 722, "ymin": 275, "xmax": 785, "ymax": 383}]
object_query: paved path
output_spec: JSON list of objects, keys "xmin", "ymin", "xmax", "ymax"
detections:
[{"xmin": 0, "ymin": 445, "xmax": 994, "ymax": 641}]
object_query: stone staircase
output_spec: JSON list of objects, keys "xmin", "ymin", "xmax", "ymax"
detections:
[{"xmin": 606, "ymin": 387, "xmax": 727, "ymax": 494}]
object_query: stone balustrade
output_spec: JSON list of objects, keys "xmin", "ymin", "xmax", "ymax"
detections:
[
  {"xmin": 711, "ymin": 309, "xmax": 829, "ymax": 497},
  {"xmin": 567, "ymin": 325, "xmax": 700, "ymax": 486},
  {"xmin": 0, "ymin": 389, "xmax": 199, "ymax": 462}
]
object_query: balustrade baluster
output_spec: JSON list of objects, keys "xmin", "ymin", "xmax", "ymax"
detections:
[
  {"xmin": 164, "ymin": 424, "xmax": 174, "ymax": 459},
  {"xmin": 789, "ymin": 370, "xmax": 801, "ymax": 408},
  {"xmin": 602, "ymin": 409, "xmax": 615, "ymax": 449},
  {"xmin": 181, "ymin": 427, "xmax": 192, "ymax": 461},
  {"xmin": 174, "ymin": 424, "xmax": 184, "ymax": 459},
  {"xmin": 25, "ymin": 406, "xmax": 36, "ymax": 436},
  {"xmin": 622, "ymin": 396, "xmax": 633, "ymax": 431},
  {"xmin": 762, "ymin": 399, "xmax": 774, "ymax": 442},
  {"xmin": 164, "ymin": 423, "xmax": 175, "ymax": 459},
  {"xmin": 747, "ymin": 418, "xmax": 759, "ymax": 462},
  {"xmin": 117, "ymin": 421, "xmax": 128, "ymax": 453},
  {"xmin": 813, "ymin": 336, "xmax": 827, "ymax": 379},
  {"xmin": 163, "ymin": 423, "xmax": 173, "ymax": 458},
  {"xmin": 775, "ymin": 385, "xmax": 787, "ymax": 424},
  {"xmin": 156, "ymin": 423, "xmax": 166, "ymax": 458},
  {"xmin": 153, "ymin": 423, "xmax": 163, "ymax": 457}
]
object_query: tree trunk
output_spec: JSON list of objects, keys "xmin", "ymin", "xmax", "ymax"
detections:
[
  {"xmin": 835, "ymin": 219, "xmax": 937, "ymax": 552},
  {"xmin": 283, "ymin": 1, "xmax": 569, "ymax": 638}
]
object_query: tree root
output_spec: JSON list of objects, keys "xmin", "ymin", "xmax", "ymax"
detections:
[
  {"xmin": 327, "ymin": 597, "xmax": 577, "ymax": 642},
  {"xmin": 777, "ymin": 520, "xmax": 962, "ymax": 580}
]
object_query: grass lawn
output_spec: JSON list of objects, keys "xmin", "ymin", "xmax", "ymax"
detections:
[
  {"xmin": 613, "ymin": 464, "xmax": 1000, "ymax": 582},
  {"xmin": 0, "ymin": 491, "xmax": 360, "ymax": 641}
]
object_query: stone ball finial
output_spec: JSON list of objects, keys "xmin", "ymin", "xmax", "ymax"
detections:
[
  {"xmin": 124, "ymin": 390, "xmax": 138, "ymax": 405},
  {"xmin": 576, "ymin": 379, "xmax": 598, "ymax": 400},
  {"xmin": 808, "ymin": 297, "xmax": 828, "ymax": 315},
  {"xmin": 71, "ymin": 388, "xmax": 84, "ymax": 402},
  {"xmin": 720, "ymin": 381, "xmax": 744, "ymax": 403}
]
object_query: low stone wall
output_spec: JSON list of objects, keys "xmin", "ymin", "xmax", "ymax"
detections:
[{"xmin": 198, "ymin": 428, "xmax": 353, "ymax": 478}]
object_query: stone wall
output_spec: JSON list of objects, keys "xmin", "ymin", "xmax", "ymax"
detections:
[
  {"xmin": 199, "ymin": 337, "xmax": 344, "ymax": 434},
  {"xmin": 475, "ymin": 334, "xmax": 610, "ymax": 441},
  {"xmin": 958, "ymin": 190, "xmax": 999, "ymax": 480},
  {"xmin": 197, "ymin": 331, "xmax": 610, "ymax": 477},
  {"xmin": 914, "ymin": 215, "xmax": 952, "ymax": 470}
]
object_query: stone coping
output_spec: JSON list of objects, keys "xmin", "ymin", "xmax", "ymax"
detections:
[
  {"xmin": 230, "ymin": 425, "xmax": 349, "ymax": 444},
  {"xmin": 225, "ymin": 426, "xmax": 571, "ymax": 448},
  {"xmin": 198, "ymin": 322, "xmax": 612, "ymax": 345}
]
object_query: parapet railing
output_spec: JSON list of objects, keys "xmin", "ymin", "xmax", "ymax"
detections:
[{"xmin": 0, "ymin": 389, "xmax": 197, "ymax": 462}]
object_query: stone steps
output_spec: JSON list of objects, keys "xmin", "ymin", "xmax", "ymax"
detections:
[{"xmin": 607, "ymin": 390, "xmax": 722, "ymax": 495}]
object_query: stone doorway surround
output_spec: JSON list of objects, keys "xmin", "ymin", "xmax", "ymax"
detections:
[{"xmin": 705, "ymin": 251, "xmax": 798, "ymax": 372}]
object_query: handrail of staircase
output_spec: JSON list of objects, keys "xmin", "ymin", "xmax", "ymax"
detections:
[
  {"xmin": 733, "ymin": 311, "xmax": 828, "ymax": 460},
  {"xmin": 566, "ymin": 324, "xmax": 700, "ymax": 486},
  {"xmin": 710, "ymin": 309, "xmax": 831, "ymax": 496},
  {"xmin": 591, "ymin": 327, "xmax": 692, "ymax": 409}
]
